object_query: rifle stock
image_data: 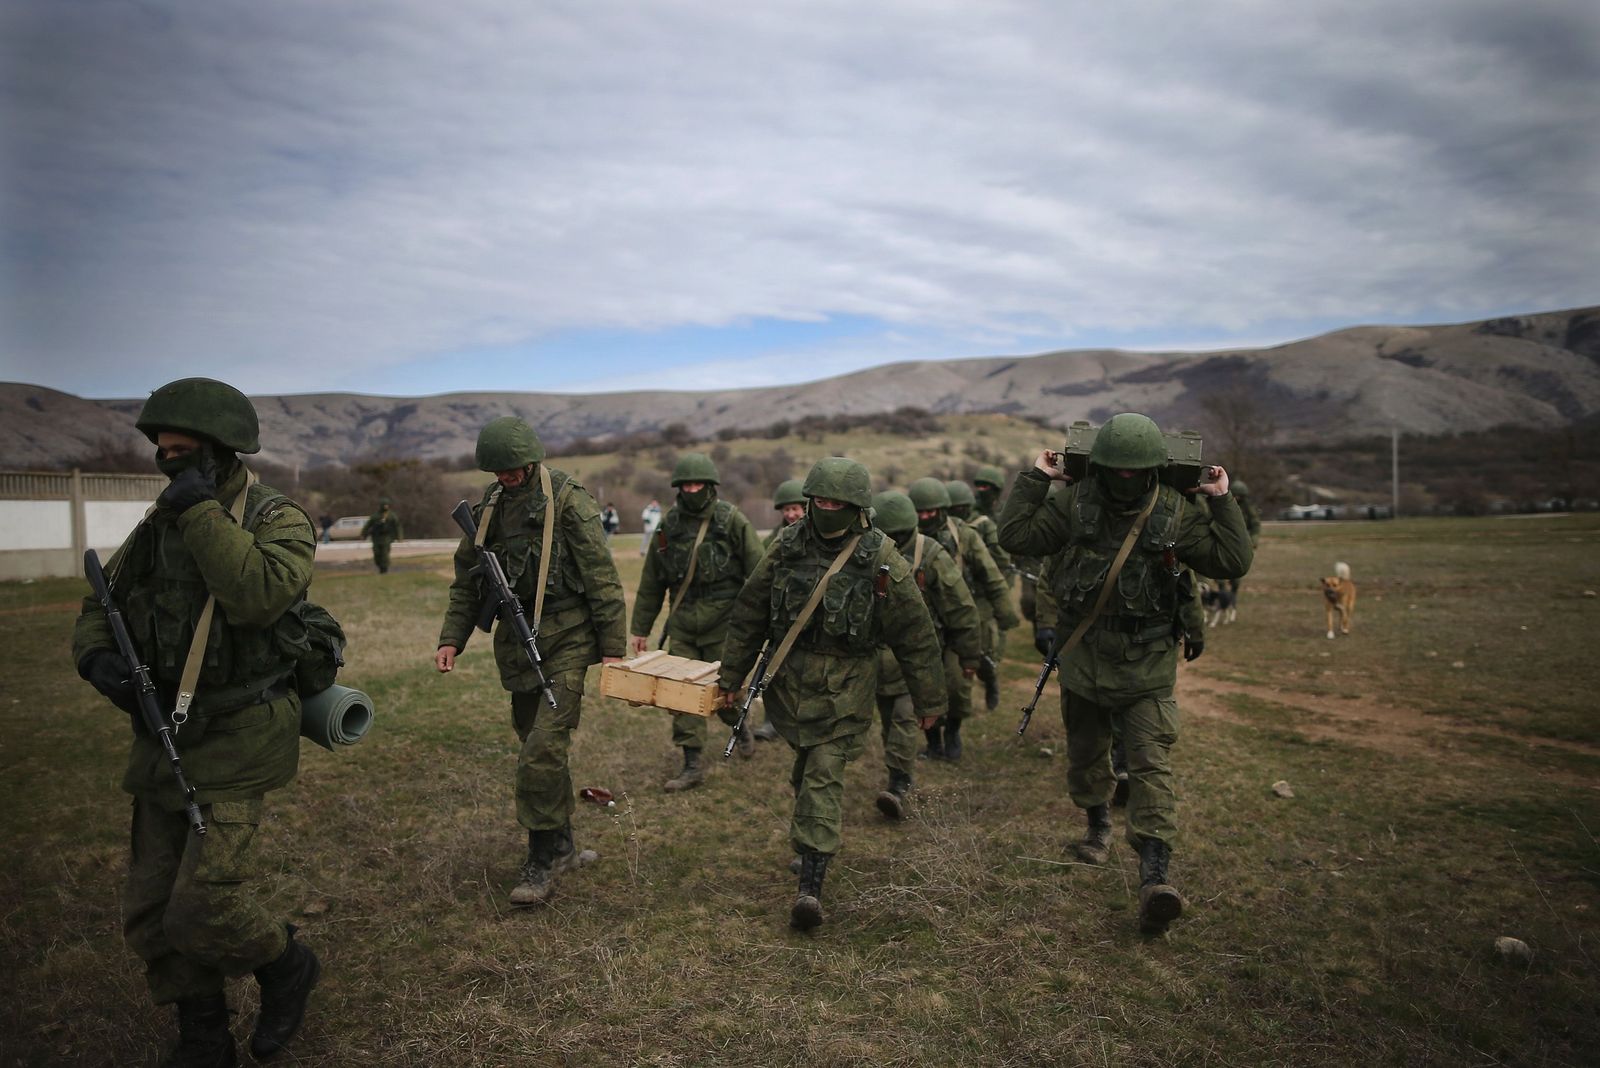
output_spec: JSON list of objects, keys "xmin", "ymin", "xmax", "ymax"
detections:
[
  {"xmin": 451, "ymin": 500, "xmax": 558, "ymax": 710},
  {"xmin": 84, "ymin": 550, "xmax": 207, "ymax": 837}
]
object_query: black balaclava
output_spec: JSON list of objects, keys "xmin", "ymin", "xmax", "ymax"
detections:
[
  {"xmin": 808, "ymin": 500, "xmax": 860, "ymax": 540},
  {"xmin": 677, "ymin": 484, "xmax": 715, "ymax": 513}
]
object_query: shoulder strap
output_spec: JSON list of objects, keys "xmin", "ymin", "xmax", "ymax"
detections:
[
  {"xmin": 1046, "ymin": 487, "xmax": 1159, "ymax": 667},
  {"xmin": 945, "ymin": 517, "xmax": 964, "ymax": 572},
  {"xmin": 657, "ymin": 511, "xmax": 713, "ymax": 649},
  {"xmin": 172, "ymin": 467, "xmax": 257, "ymax": 731},
  {"xmin": 474, "ymin": 484, "xmax": 503, "ymax": 548},
  {"xmin": 760, "ymin": 532, "xmax": 862, "ymax": 687},
  {"xmin": 911, "ymin": 532, "xmax": 924, "ymax": 572},
  {"xmin": 533, "ymin": 465, "xmax": 559, "ymax": 622}
]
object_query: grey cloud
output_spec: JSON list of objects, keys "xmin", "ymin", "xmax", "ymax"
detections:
[{"xmin": 1, "ymin": 0, "xmax": 1596, "ymax": 394}]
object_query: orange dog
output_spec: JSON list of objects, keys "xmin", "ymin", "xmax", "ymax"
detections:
[{"xmin": 1321, "ymin": 562, "xmax": 1355, "ymax": 638}]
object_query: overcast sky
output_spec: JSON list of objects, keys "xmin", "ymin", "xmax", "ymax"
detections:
[{"xmin": 2, "ymin": 0, "xmax": 1596, "ymax": 399}]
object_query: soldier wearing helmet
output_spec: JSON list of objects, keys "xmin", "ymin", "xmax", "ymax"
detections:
[
  {"xmin": 947, "ymin": 478, "xmax": 1015, "ymax": 712},
  {"xmin": 435, "ymin": 416, "xmax": 626, "ymax": 908},
  {"xmin": 762, "ymin": 477, "xmax": 807, "ymax": 551},
  {"xmin": 360, "ymin": 498, "xmax": 403, "ymax": 574},
  {"xmin": 907, "ymin": 477, "xmax": 1020, "ymax": 760},
  {"xmin": 716, "ymin": 458, "xmax": 946, "ymax": 930},
  {"xmin": 869, "ymin": 491, "xmax": 981, "ymax": 819},
  {"xmin": 72, "ymin": 378, "xmax": 323, "ymax": 1063},
  {"xmin": 629, "ymin": 452, "xmax": 766, "ymax": 789},
  {"xmin": 999, "ymin": 413, "xmax": 1252, "ymax": 936}
]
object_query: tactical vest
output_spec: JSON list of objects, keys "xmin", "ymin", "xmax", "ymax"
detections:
[
  {"xmin": 1049, "ymin": 482, "xmax": 1187, "ymax": 634},
  {"xmin": 111, "ymin": 483, "xmax": 304, "ymax": 714},
  {"xmin": 768, "ymin": 522, "xmax": 893, "ymax": 657},
  {"xmin": 654, "ymin": 498, "xmax": 747, "ymax": 603},
  {"xmin": 476, "ymin": 468, "xmax": 588, "ymax": 615}
]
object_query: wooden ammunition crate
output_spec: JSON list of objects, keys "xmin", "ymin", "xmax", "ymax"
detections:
[{"xmin": 600, "ymin": 650, "xmax": 722, "ymax": 716}]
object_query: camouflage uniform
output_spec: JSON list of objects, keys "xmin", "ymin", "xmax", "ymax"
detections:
[
  {"xmin": 718, "ymin": 458, "xmax": 946, "ymax": 929},
  {"xmin": 438, "ymin": 417, "xmax": 626, "ymax": 905},
  {"xmin": 948, "ymin": 478, "xmax": 1015, "ymax": 711},
  {"xmin": 909, "ymin": 478, "xmax": 1019, "ymax": 759},
  {"xmin": 870, "ymin": 491, "xmax": 980, "ymax": 818},
  {"xmin": 976, "ymin": 465, "xmax": 1039, "ymax": 623},
  {"xmin": 361, "ymin": 502, "xmax": 402, "ymax": 573},
  {"xmin": 631, "ymin": 453, "xmax": 765, "ymax": 778},
  {"xmin": 762, "ymin": 477, "xmax": 806, "ymax": 553},
  {"xmin": 72, "ymin": 378, "xmax": 322, "ymax": 1063},
  {"xmin": 999, "ymin": 413, "xmax": 1252, "ymax": 934}
]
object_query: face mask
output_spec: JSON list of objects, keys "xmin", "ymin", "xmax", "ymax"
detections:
[
  {"xmin": 917, "ymin": 512, "xmax": 943, "ymax": 536},
  {"xmin": 155, "ymin": 443, "xmax": 215, "ymax": 481},
  {"xmin": 892, "ymin": 528, "xmax": 917, "ymax": 553},
  {"xmin": 678, "ymin": 486, "xmax": 714, "ymax": 512},
  {"xmin": 1097, "ymin": 467, "xmax": 1153, "ymax": 504},
  {"xmin": 809, "ymin": 502, "xmax": 859, "ymax": 539},
  {"xmin": 975, "ymin": 486, "xmax": 998, "ymax": 512}
]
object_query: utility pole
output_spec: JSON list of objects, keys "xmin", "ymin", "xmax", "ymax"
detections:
[{"xmin": 1391, "ymin": 426, "xmax": 1400, "ymax": 519}]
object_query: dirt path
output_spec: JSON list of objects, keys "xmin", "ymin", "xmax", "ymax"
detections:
[{"xmin": 1176, "ymin": 666, "xmax": 1600, "ymax": 788}]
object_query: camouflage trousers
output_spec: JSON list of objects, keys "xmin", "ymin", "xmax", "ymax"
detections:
[
  {"xmin": 788, "ymin": 728, "xmax": 870, "ymax": 856},
  {"xmin": 510, "ymin": 668, "xmax": 587, "ymax": 831},
  {"xmin": 944, "ymin": 646, "xmax": 974, "ymax": 727},
  {"xmin": 1061, "ymin": 689, "xmax": 1180, "ymax": 847},
  {"xmin": 124, "ymin": 796, "xmax": 288, "ymax": 1004},
  {"xmin": 873, "ymin": 693, "xmax": 918, "ymax": 776},
  {"xmin": 371, "ymin": 540, "xmax": 392, "ymax": 573}
]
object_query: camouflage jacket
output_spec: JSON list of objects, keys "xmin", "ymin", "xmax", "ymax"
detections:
[
  {"xmin": 72, "ymin": 464, "xmax": 316, "ymax": 808},
  {"xmin": 999, "ymin": 469, "xmax": 1252, "ymax": 703},
  {"xmin": 878, "ymin": 530, "xmax": 981, "ymax": 697},
  {"xmin": 361, "ymin": 510, "xmax": 402, "ymax": 543},
  {"xmin": 632, "ymin": 496, "xmax": 764, "ymax": 644},
  {"xmin": 933, "ymin": 516, "xmax": 1021, "ymax": 630},
  {"xmin": 718, "ymin": 520, "xmax": 947, "ymax": 746},
  {"xmin": 439, "ymin": 467, "xmax": 626, "ymax": 689}
]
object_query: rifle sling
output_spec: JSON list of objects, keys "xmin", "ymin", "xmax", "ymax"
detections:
[
  {"xmin": 660, "ymin": 512, "xmax": 713, "ymax": 646},
  {"xmin": 944, "ymin": 517, "xmax": 963, "ymax": 572},
  {"xmin": 753, "ymin": 532, "xmax": 863, "ymax": 695},
  {"xmin": 172, "ymin": 469, "xmax": 258, "ymax": 731},
  {"xmin": 1045, "ymin": 486, "xmax": 1160, "ymax": 669}
]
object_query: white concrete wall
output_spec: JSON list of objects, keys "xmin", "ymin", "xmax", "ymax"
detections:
[
  {"xmin": 0, "ymin": 501, "xmax": 71, "ymax": 551},
  {"xmin": 86, "ymin": 500, "xmax": 156, "ymax": 549}
]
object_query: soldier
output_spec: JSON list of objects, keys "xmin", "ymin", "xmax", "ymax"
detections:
[
  {"xmin": 947, "ymin": 478, "xmax": 1013, "ymax": 711},
  {"xmin": 762, "ymin": 477, "xmax": 807, "ymax": 551},
  {"xmin": 869, "ymin": 491, "xmax": 981, "ymax": 819},
  {"xmin": 907, "ymin": 477, "xmax": 1020, "ymax": 760},
  {"xmin": 435, "ymin": 417, "xmax": 626, "ymax": 907},
  {"xmin": 72, "ymin": 378, "xmax": 322, "ymax": 1065},
  {"xmin": 1224, "ymin": 479, "xmax": 1263, "ymax": 606},
  {"xmin": 717, "ymin": 458, "xmax": 946, "ymax": 930},
  {"xmin": 999, "ymin": 412, "xmax": 1251, "ymax": 935},
  {"xmin": 360, "ymin": 498, "xmax": 402, "ymax": 574},
  {"xmin": 630, "ymin": 452, "xmax": 765, "ymax": 790}
]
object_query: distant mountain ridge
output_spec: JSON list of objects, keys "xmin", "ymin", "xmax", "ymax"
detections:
[{"xmin": 4, "ymin": 305, "xmax": 1598, "ymax": 470}]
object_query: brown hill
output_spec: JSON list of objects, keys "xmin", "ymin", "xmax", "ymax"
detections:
[{"xmin": 3, "ymin": 305, "xmax": 1597, "ymax": 470}]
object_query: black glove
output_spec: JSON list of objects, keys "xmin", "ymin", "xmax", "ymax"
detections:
[
  {"xmin": 78, "ymin": 649, "xmax": 138, "ymax": 714},
  {"xmin": 1183, "ymin": 634, "xmax": 1205, "ymax": 662},
  {"xmin": 157, "ymin": 457, "xmax": 218, "ymax": 514},
  {"xmin": 1034, "ymin": 628, "xmax": 1056, "ymax": 657}
]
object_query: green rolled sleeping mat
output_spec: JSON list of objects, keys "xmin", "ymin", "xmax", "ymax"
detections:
[{"xmin": 300, "ymin": 685, "xmax": 375, "ymax": 750}]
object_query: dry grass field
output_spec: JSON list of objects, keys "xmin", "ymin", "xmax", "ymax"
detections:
[{"xmin": 2, "ymin": 511, "xmax": 1598, "ymax": 1066}]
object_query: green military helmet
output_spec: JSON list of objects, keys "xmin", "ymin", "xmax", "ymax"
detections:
[
  {"xmin": 772, "ymin": 477, "xmax": 806, "ymax": 508},
  {"xmin": 135, "ymin": 377, "xmax": 261, "ymax": 453},
  {"xmin": 944, "ymin": 480, "xmax": 976, "ymax": 508},
  {"xmin": 1088, "ymin": 412, "xmax": 1167, "ymax": 470},
  {"xmin": 671, "ymin": 452, "xmax": 721, "ymax": 487},
  {"xmin": 378, "ymin": 497, "xmax": 391, "ymax": 507},
  {"xmin": 907, "ymin": 476, "xmax": 952, "ymax": 512},
  {"xmin": 475, "ymin": 416, "xmax": 545, "ymax": 471},
  {"xmin": 802, "ymin": 456, "xmax": 872, "ymax": 508},
  {"xmin": 871, "ymin": 490, "xmax": 917, "ymax": 535},
  {"xmin": 973, "ymin": 465, "xmax": 1005, "ymax": 490},
  {"xmin": 1232, "ymin": 479, "xmax": 1251, "ymax": 496}
]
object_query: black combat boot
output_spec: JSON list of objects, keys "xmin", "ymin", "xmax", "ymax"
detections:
[
  {"xmin": 1135, "ymin": 837, "xmax": 1185, "ymax": 935},
  {"xmin": 664, "ymin": 747, "xmax": 705, "ymax": 791},
  {"xmin": 162, "ymin": 994, "xmax": 236, "ymax": 1068},
  {"xmin": 1070, "ymin": 803, "xmax": 1114, "ymax": 864},
  {"xmin": 250, "ymin": 925, "xmax": 319, "ymax": 1061},
  {"xmin": 875, "ymin": 769, "xmax": 913, "ymax": 820},
  {"xmin": 509, "ymin": 829, "xmax": 558, "ymax": 907},
  {"xmin": 920, "ymin": 725, "xmax": 945, "ymax": 760},
  {"xmin": 943, "ymin": 719, "xmax": 964, "ymax": 761},
  {"xmin": 753, "ymin": 720, "xmax": 779, "ymax": 741},
  {"xmin": 1111, "ymin": 738, "xmax": 1130, "ymax": 807},
  {"xmin": 790, "ymin": 852, "xmax": 832, "ymax": 931}
]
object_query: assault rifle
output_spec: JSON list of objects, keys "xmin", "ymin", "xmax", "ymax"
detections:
[
  {"xmin": 83, "ymin": 550, "xmax": 207, "ymax": 836},
  {"xmin": 1016, "ymin": 634, "xmax": 1063, "ymax": 737},
  {"xmin": 723, "ymin": 648, "xmax": 771, "ymax": 759},
  {"xmin": 451, "ymin": 500, "xmax": 558, "ymax": 710}
]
